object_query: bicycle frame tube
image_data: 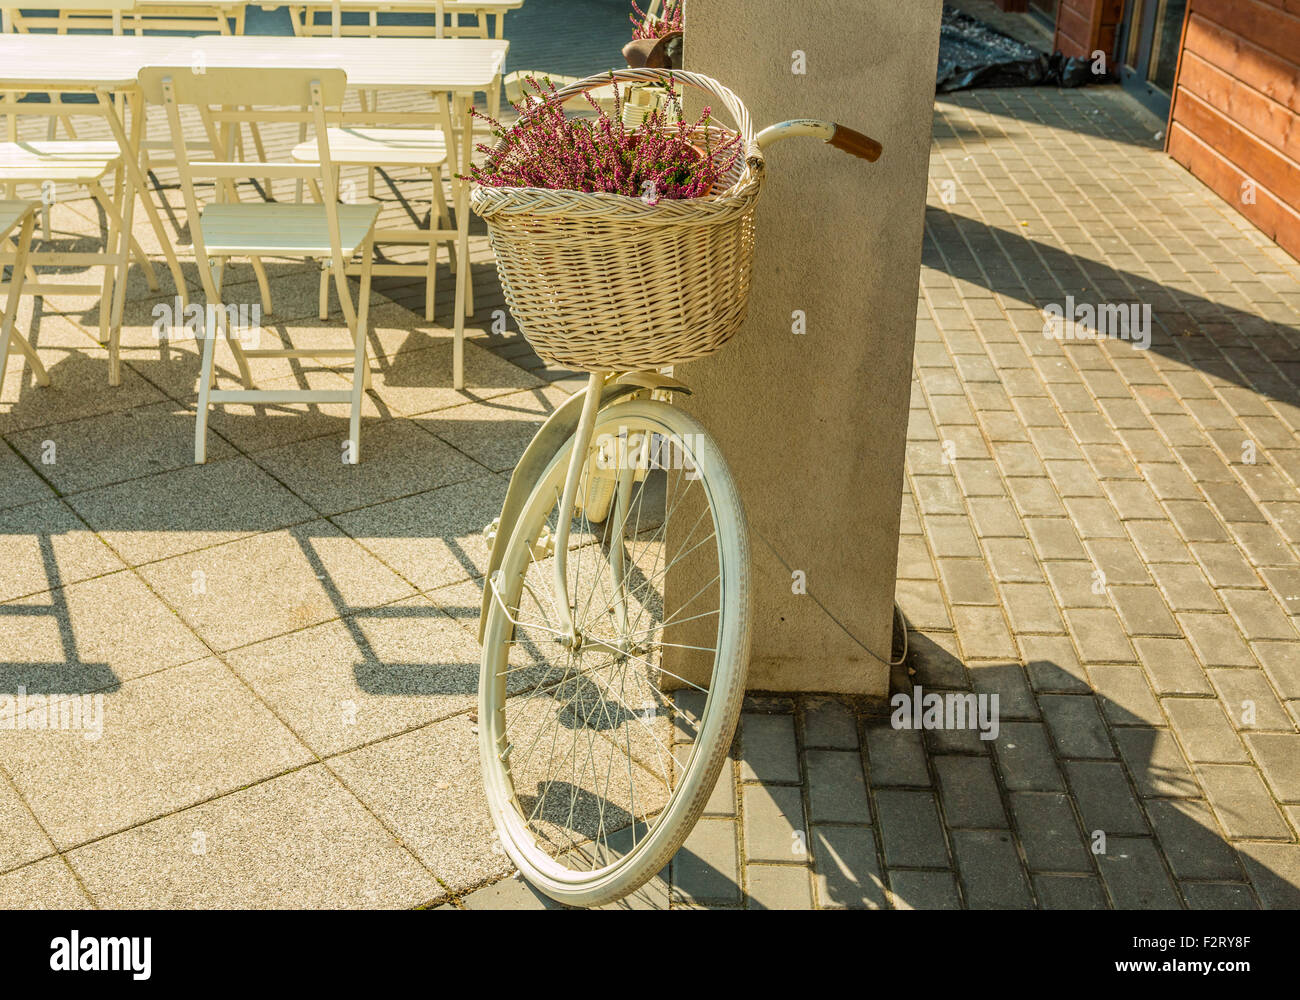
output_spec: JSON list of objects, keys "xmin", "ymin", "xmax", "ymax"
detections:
[
  {"xmin": 478, "ymin": 371, "xmax": 690, "ymax": 644},
  {"xmin": 551, "ymin": 370, "xmax": 607, "ymax": 644},
  {"xmin": 608, "ymin": 441, "xmax": 639, "ymax": 638}
]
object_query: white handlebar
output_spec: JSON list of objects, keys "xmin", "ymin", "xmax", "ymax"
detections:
[{"xmin": 755, "ymin": 119, "xmax": 837, "ymax": 150}]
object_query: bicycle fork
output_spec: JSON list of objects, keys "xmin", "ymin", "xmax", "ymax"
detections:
[
  {"xmin": 551, "ymin": 371, "xmax": 608, "ymax": 648},
  {"xmin": 550, "ymin": 371, "xmax": 646, "ymax": 654}
]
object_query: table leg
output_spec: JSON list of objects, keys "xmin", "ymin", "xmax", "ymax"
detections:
[
  {"xmin": 98, "ymin": 87, "xmax": 188, "ymax": 306},
  {"xmin": 2, "ymin": 92, "xmax": 15, "ymax": 200},
  {"xmin": 109, "ymin": 91, "xmax": 143, "ymax": 340},
  {"xmin": 97, "ymin": 91, "xmax": 136, "ymax": 386},
  {"xmin": 452, "ymin": 92, "xmax": 473, "ymax": 391}
]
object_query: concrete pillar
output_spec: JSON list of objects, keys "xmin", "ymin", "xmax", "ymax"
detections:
[{"xmin": 666, "ymin": 0, "xmax": 942, "ymax": 696}]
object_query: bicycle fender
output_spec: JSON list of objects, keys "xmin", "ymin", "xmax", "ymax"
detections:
[
  {"xmin": 477, "ymin": 373, "xmax": 691, "ymax": 643},
  {"xmin": 612, "ymin": 371, "xmax": 693, "ymax": 395}
]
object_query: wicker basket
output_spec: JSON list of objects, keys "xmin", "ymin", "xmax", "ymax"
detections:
[{"xmin": 470, "ymin": 69, "xmax": 765, "ymax": 373}]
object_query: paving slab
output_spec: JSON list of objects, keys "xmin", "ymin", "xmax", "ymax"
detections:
[
  {"xmin": 0, "ymin": 658, "xmax": 309, "ymax": 849},
  {"xmin": 1238, "ymin": 844, "xmax": 1300, "ymax": 910},
  {"xmin": 738, "ymin": 713, "xmax": 801, "ymax": 784},
  {"xmin": 950, "ymin": 829, "xmax": 1033, "ymax": 909},
  {"xmin": 671, "ymin": 817, "xmax": 741, "ymax": 907},
  {"xmin": 888, "ymin": 869, "xmax": 961, "ymax": 910},
  {"xmin": 66, "ymin": 456, "xmax": 316, "ymax": 567},
  {"xmin": 0, "ymin": 499, "xmax": 125, "ymax": 604},
  {"xmin": 811, "ymin": 825, "xmax": 886, "ymax": 910},
  {"xmin": 0, "ymin": 776, "xmax": 55, "ymax": 875},
  {"xmin": 223, "ymin": 596, "xmax": 482, "ymax": 756},
  {"xmin": 66, "ymin": 764, "xmax": 440, "ymax": 908},
  {"xmin": 328, "ymin": 718, "xmax": 510, "ymax": 895},
  {"xmin": 137, "ymin": 520, "xmax": 416, "ymax": 651},
  {"xmin": 1033, "ymin": 873, "xmax": 1107, "ymax": 909},
  {"xmin": 1195, "ymin": 764, "xmax": 1292, "ymax": 841},
  {"xmin": 742, "ymin": 785, "xmax": 808, "ymax": 865},
  {"xmin": 330, "ymin": 474, "xmax": 507, "ymax": 592},
  {"xmin": 745, "ymin": 865, "xmax": 814, "ymax": 910},
  {"xmin": 252, "ymin": 418, "xmax": 486, "ymax": 517},
  {"xmin": 2, "ymin": 569, "xmax": 209, "ymax": 688},
  {"xmin": 805, "ymin": 750, "xmax": 872, "ymax": 825},
  {"xmin": 875, "ymin": 789, "xmax": 950, "ymax": 869},
  {"xmin": 6, "ymin": 400, "xmax": 236, "ymax": 497},
  {"xmin": 0, "ymin": 857, "xmax": 94, "ymax": 909}
]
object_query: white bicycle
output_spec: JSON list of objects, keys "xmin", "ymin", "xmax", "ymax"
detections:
[{"xmin": 473, "ymin": 69, "xmax": 882, "ymax": 907}]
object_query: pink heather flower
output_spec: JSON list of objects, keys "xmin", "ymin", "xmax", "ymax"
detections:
[
  {"xmin": 463, "ymin": 74, "xmax": 741, "ymax": 202},
  {"xmin": 630, "ymin": 0, "xmax": 683, "ymax": 41}
]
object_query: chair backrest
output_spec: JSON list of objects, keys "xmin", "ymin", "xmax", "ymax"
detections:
[
  {"xmin": 439, "ymin": 0, "xmax": 492, "ymax": 39},
  {"xmin": 1, "ymin": 0, "xmax": 133, "ymax": 34},
  {"xmin": 123, "ymin": 2, "xmax": 245, "ymax": 38},
  {"xmin": 138, "ymin": 66, "xmax": 353, "ymax": 290},
  {"xmin": 3, "ymin": 1, "xmax": 242, "ymax": 37},
  {"xmin": 299, "ymin": 0, "xmax": 507, "ymax": 40},
  {"xmin": 1, "ymin": 0, "xmax": 132, "ymax": 10},
  {"xmin": 139, "ymin": 65, "xmax": 347, "ymax": 108}
]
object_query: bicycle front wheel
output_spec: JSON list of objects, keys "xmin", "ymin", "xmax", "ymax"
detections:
[{"xmin": 479, "ymin": 398, "xmax": 750, "ymax": 907}]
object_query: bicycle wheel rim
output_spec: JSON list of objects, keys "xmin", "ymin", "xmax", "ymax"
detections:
[{"xmin": 479, "ymin": 400, "xmax": 749, "ymax": 903}]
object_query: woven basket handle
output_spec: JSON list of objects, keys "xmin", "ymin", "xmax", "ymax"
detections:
[
  {"xmin": 532, "ymin": 68, "xmax": 763, "ymax": 200},
  {"xmin": 546, "ymin": 68, "xmax": 755, "ymax": 145}
]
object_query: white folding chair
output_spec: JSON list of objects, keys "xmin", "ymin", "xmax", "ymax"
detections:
[
  {"xmin": 139, "ymin": 66, "xmax": 380, "ymax": 464},
  {"xmin": 285, "ymin": 1, "xmax": 475, "ymax": 323},
  {"xmin": 121, "ymin": 1, "xmax": 247, "ymax": 34},
  {"xmin": 439, "ymin": 2, "xmax": 514, "ymax": 119},
  {"xmin": 2, "ymin": 0, "xmax": 245, "ymax": 34},
  {"xmin": 290, "ymin": 0, "xmax": 517, "ymax": 41},
  {"xmin": 0, "ymin": 0, "xmax": 129, "ymax": 31},
  {"xmin": 0, "ymin": 52, "xmax": 162, "ymax": 381},
  {"xmin": 440, "ymin": 1, "xmax": 512, "ymax": 40},
  {"xmin": 1, "ymin": 0, "xmax": 188, "ymax": 366},
  {"xmin": 0, "ymin": 200, "xmax": 51, "ymax": 396},
  {"xmin": 291, "ymin": 120, "xmax": 460, "ymax": 323}
]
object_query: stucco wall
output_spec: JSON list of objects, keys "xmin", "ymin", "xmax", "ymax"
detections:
[{"xmin": 665, "ymin": 0, "xmax": 942, "ymax": 695}]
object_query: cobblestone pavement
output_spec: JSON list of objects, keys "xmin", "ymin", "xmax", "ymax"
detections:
[
  {"xmin": 890, "ymin": 84, "xmax": 1300, "ymax": 911},
  {"xmin": 1, "ymin": 7, "xmax": 1298, "ymax": 909}
]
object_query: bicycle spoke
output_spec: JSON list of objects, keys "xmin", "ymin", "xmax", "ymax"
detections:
[{"xmin": 480, "ymin": 406, "xmax": 745, "ymax": 895}]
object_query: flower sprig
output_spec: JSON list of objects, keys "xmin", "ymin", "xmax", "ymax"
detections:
[
  {"xmin": 464, "ymin": 75, "xmax": 741, "ymax": 204},
  {"xmin": 630, "ymin": 0, "xmax": 683, "ymax": 41}
]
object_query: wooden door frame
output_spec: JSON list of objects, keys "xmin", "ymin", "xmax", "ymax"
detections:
[{"xmin": 1116, "ymin": 0, "xmax": 1188, "ymax": 119}]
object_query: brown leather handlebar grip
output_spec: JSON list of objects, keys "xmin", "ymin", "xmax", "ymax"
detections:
[{"xmin": 829, "ymin": 124, "xmax": 883, "ymax": 162}]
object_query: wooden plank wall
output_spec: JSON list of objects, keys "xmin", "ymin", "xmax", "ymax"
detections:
[
  {"xmin": 1167, "ymin": 0, "xmax": 1300, "ymax": 259},
  {"xmin": 1053, "ymin": 0, "xmax": 1122, "ymax": 59}
]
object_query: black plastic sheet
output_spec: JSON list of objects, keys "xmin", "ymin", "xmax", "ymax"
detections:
[{"xmin": 937, "ymin": 4, "xmax": 1098, "ymax": 93}]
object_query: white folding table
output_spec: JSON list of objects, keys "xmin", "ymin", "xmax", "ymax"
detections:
[
  {"xmin": 275, "ymin": 0, "xmax": 521, "ymax": 116},
  {"xmin": 0, "ymin": 33, "xmax": 506, "ymax": 389}
]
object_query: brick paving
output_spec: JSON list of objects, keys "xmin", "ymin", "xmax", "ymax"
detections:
[
  {"xmin": 2, "ymin": 6, "xmax": 1299, "ymax": 910},
  {"xmin": 886, "ymin": 82, "xmax": 1300, "ymax": 909}
]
